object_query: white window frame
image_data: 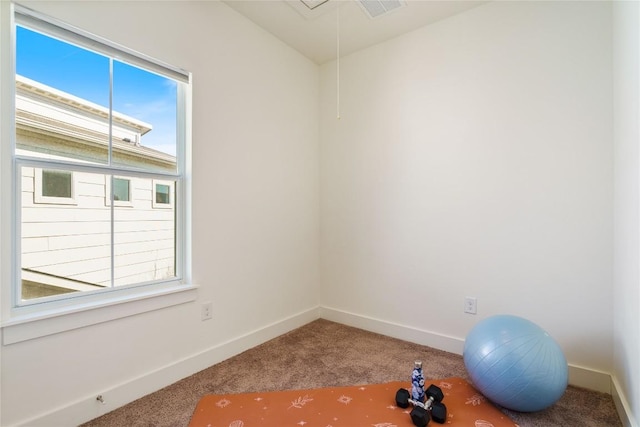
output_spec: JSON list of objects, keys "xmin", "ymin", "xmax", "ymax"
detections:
[
  {"xmin": 105, "ymin": 175, "xmax": 134, "ymax": 207},
  {"xmin": 0, "ymin": 3, "xmax": 195, "ymax": 344},
  {"xmin": 34, "ymin": 167, "xmax": 78, "ymax": 205},
  {"xmin": 152, "ymin": 179, "xmax": 174, "ymax": 209}
]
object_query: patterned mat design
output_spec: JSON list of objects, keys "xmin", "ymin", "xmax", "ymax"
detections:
[{"xmin": 188, "ymin": 377, "xmax": 518, "ymax": 427}]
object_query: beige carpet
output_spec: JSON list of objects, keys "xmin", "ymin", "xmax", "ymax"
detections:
[{"xmin": 81, "ymin": 319, "xmax": 622, "ymax": 427}]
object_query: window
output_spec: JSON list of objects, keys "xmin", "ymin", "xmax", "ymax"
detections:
[
  {"xmin": 8, "ymin": 6, "xmax": 191, "ymax": 314},
  {"xmin": 42, "ymin": 170, "xmax": 72, "ymax": 198},
  {"xmin": 153, "ymin": 180, "xmax": 174, "ymax": 209},
  {"xmin": 156, "ymin": 183, "xmax": 170, "ymax": 204},
  {"xmin": 113, "ymin": 178, "xmax": 131, "ymax": 202},
  {"xmin": 33, "ymin": 168, "xmax": 77, "ymax": 205},
  {"xmin": 105, "ymin": 176, "xmax": 133, "ymax": 207}
]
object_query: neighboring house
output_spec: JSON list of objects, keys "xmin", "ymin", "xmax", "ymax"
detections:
[{"xmin": 16, "ymin": 75, "xmax": 176, "ymax": 300}]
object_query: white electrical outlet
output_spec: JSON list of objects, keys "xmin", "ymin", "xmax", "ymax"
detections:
[
  {"xmin": 201, "ymin": 302, "xmax": 213, "ymax": 320},
  {"xmin": 464, "ymin": 297, "xmax": 477, "ymax": 314}
]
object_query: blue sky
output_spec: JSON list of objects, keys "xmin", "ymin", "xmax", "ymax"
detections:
[{"xmin": 16, "ymin": 26, "xmax": 177, "ymax": 156}]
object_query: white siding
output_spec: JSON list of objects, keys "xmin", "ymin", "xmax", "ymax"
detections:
[{"xmin": 21, "ymin": 167, "xmax": 175, "ymax": 290}]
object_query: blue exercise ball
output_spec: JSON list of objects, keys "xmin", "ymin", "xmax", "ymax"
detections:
[{"xmin": 463, "ymin": 315, "xmax": 568, "ymax": 412}]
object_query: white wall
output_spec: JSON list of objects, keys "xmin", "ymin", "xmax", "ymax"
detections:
[
  {"xmin": 613, "ymin": 1, "xmax": 640, "ymax": 425},
  {"xmin": 0, "ymin": 1, "xmax": 320, "ymax": 425},
  {"xmin": 320, "ymin": 0, "xmax": 613, "ymax": 374}
]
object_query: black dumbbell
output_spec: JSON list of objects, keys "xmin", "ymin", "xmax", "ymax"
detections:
[{"xmin": 395, "ymin": 384, "xmax": 447, "ymax": 427}]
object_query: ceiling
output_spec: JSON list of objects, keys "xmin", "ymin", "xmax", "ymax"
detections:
[{"xmin": 223, "ymin": 0, "xmax": 486, "ymax": 64}]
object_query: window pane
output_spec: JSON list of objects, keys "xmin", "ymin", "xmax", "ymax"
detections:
[
  {"xmin": 21, "ymin": 166, "xmax": 111, "ymax": 301},
  {"xmin": 113, "ymin": 178, "xmax": 130, "ymax": 202},
  {"xmin": 42, "ymin": 170, "xmax": 72, "ymax": 198},
  {"xmin": 113, "ymin": 60, "xmax": 178, "ymax": 173},
  {"xmin": 156, "ymin": 183, "xmax": 170, "ymax": 204},
  {"xmin": 114, "ymin": 177, "xmax": 176, "ymax": 287},
  {"xmin": 16, "ymin": 26, "xmax": 110, "ymax": 165}
]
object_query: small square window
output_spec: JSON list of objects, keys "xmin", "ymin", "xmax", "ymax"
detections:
[
  {"xmin": 113, "ymin": 177, "xmax": 130, "ymax": 202},
  {"xmin": 43, "ymin": 170, "xmax": 72, "ymax": 197},
  {"xmin": 105, "ymin": 176, "xmax": 133, "ymax": 207},
  {"xmin": 152, "ymin": 180, "xmax": 174, "ymax": 209},
  {"xmin": 156, "ymin": 184, "xmax": 170, "ymax": 204},
  {"xmin": 34, "ymin": 168, "xmax": 77, "ymax": 205}
]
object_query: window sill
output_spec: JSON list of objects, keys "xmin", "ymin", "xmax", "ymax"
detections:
[{"xmin": 1, "ymin": 284, "xmax": 198, "ymax": 345}]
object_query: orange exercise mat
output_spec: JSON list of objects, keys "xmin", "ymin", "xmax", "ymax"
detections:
[{"xmin": 189, "ymin": 377, "xmax": 518, "ymax": 427}]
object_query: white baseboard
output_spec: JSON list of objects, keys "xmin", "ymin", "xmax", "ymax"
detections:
[
  {"xmin": 319, "ymin": 306, "xmax": 466, "ymax": 354},
  {"xmin": 14, "ymin": 306, "xmax": 321, "ymax": 427},
  {"xmin": 567, "ymin": 364, "xmax": 612, "ymax": 393},
  {"xmin": 611, "ymin": 375, "xmax": 639, "ymax": 427},
  {"xmin": 319, "ymin": 306, "xmax": 615, "ymax": 394}
]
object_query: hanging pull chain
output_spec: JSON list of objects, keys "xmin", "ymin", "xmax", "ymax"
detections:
[{"xmin": 336, "ymin": 2, "xmax": 341, "ymax": 120}]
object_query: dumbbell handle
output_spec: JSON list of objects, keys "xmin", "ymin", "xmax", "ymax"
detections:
[{"xmin": 408, "ymin": 395, "xmax": 435, "ymax": 411}]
